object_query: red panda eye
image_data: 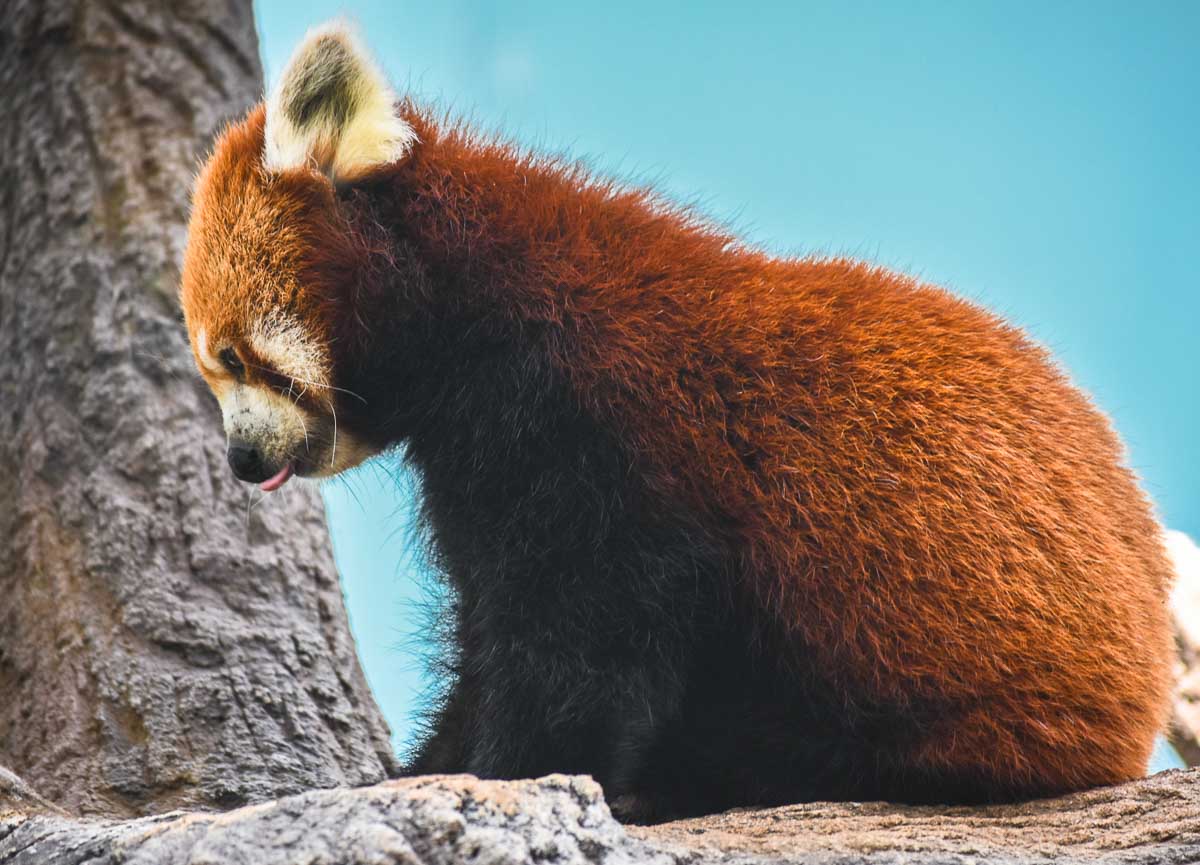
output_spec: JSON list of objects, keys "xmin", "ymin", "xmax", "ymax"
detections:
[{"xmin": 219, "ymin": 347, "xmax": 244, "ymax": 376}]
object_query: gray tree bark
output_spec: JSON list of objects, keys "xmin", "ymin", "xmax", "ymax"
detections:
[{"xmin": 0, "ymin": 0, "xmax": 397, "ymax": 818}]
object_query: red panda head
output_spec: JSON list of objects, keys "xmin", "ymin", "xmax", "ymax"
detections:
[{"xmin": 180, "ymin": 22, "xmax": 416, "ymax": 490}]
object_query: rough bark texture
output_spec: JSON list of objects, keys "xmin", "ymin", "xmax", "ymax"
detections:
[
  {"xmin": 0, "ymin": 0, "xmax": 397, "ymax": 818},
  {"xmin": 2, "ymin": 771, "xmax": 1198, "ymax": 865}
]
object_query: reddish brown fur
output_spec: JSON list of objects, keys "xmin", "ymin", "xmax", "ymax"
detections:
[{"xmin": 182, "ymin": 102, "xmax": 1174, "ymax": 810}]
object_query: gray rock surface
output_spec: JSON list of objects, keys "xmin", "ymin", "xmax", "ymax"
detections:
[
  {"xmin": 0, "ymin": 767, "xmax": 63, "ymax": 818},
  {"xmin": 2, "ymin": 771, "xmax": 1199, "ymax": 865},
  {"xmin": 641, "ymin": 768, "xmax": 1200, "ymax": 864},
  {"xmin": 0, "ymin": 0, "xmax": 397, "ymax": 818}
]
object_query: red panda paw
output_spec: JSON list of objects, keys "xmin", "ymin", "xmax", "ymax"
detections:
[{"xmin": 608, "ymin": 791, "xmax": 677, "ymax": 825}]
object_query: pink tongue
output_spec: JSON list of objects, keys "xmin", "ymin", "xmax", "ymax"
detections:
[{"xmin": 260, "ymin": 463, "xmax": 294, "ymax": 492}]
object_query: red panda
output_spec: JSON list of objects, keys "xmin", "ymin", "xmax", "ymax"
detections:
[{"xmin": 179, "ymin": 22, "xmax": 1175, "ymax": 820}]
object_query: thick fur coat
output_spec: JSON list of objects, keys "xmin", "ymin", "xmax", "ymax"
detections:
[{"xmin": 180, "ymin": 23, "xmax": 1175, "ymax": 820}]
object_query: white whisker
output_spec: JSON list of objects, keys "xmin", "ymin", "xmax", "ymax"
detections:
[
  {"xmin": 328, "ymin": 397, "xmax": 339, "ymax": 468},
  {"xmin": 308, "ymin": 378, "xmax": 367, "ymax": 404},
  {"xmin": 282, "ymin": 375, "xmax": 311, "ymax": 450},
  {"xmin": 242, "ymin": 360, "xmax": 368, "ymax": 404},
  {"xmin": 275, "ymin": 368, "xmax": 367, "ymax": 404},
  {"xmin": 291, "ymin": 401, "xmax": 310, "ymax": 451}
]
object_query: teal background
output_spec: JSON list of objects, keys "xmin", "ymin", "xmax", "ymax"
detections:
[{"xmin": 254, "ymin": 2, "xmax": 1197, "ymax": 769}]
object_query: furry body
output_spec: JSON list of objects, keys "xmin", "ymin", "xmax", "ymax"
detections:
[{"xmin": 180, "ymin": 25, "xmax": 1174, "ymax": 820}]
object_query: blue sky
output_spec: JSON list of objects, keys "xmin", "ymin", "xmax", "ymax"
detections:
[{"xmin": 255, "ymin": 1, "xmax": 1198, "ymax": 762}]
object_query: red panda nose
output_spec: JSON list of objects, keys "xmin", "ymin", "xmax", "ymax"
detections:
[{"xmin": 227, "ymin": 441, "xmax": 268, "ymax": 483}]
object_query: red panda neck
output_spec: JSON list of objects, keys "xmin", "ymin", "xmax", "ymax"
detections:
[
  {"xmin": 343, "ymin": 111, "xmax": 763, "ymax": 450},
  {"xmin": 388, "ymin": 113, "xmax": 750, "ymax": 328}
]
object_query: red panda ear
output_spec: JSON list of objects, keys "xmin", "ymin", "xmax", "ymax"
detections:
[{"xmin": 263, "ymin": 20, "xmax": 416, "ymax": 184}]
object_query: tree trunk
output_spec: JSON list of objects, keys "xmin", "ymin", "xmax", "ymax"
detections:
[{"xmin": 0, "ymin": 0, "xmax": 398, "ymax": 818}]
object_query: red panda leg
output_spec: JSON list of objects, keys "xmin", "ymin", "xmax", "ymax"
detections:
[
  {"xmin": 407, "ymin": 678, "xmax": 472, "ymax": 776},
  {"xmin": 461, "ymin": 629, "xmax": 692, "ymax": 796}
]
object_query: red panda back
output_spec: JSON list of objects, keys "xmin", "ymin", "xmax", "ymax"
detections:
[{"xmin": 559, "ymin": 251, "xmax": 1173, "ymax": 794}]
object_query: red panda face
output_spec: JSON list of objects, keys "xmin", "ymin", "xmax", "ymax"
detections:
[{"xmin": 180, "ymin": 23, "xmax": 416, "ymax": 491}]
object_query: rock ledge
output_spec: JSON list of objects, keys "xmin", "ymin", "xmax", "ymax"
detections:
[{"xmin": 3, "ymin": 769, "xmax": 1199, "ymax": 865}]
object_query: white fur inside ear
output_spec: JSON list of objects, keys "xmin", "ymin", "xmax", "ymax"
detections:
[{"xmin": 264, "ymin": 20, "xmax": 416, "ymax": 182}]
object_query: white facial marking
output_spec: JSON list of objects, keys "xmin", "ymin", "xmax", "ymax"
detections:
[
  {"xmin": 195, "ymin": 327, "xmax": 222, "ymax": 375},
  {"xmin": 249, "ymin": 311, "xmax": 331, "ymax": 391},
  {"xmin": 219, "ymin": 383, "xmax": 310, "ymax": 462},
  {"xmin": 215, "ymin": 380, "xmax": 374, "ymax": 479}
]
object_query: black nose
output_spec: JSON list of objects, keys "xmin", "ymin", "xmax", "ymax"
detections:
[{"xmin": 227, "ymin": 442, "xmax": 267, "ymax": 482}]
